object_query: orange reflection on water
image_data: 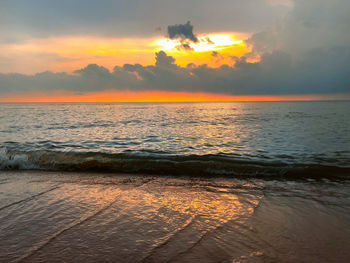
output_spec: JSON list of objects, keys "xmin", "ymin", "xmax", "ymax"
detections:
[
  {"xmin": 107, "ymin": 180, "xmax": 260, "ymax": 225},
  {"xmin": 160, "ymin": 189, "xmax": 249, "ymax": 223}
]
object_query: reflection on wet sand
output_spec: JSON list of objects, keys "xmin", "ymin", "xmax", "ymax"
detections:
[{"xmin": 0, "ymin": 171, "xmax": 350, "ymax": 263}]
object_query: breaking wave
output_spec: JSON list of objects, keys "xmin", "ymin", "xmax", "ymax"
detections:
[
  {"xmin": 0, "ymin": 148, "xmax": 349, "ymax": 178},
  {"xmin": 0, "ymin": 148, "xmax": 37, "ymax": 170}
]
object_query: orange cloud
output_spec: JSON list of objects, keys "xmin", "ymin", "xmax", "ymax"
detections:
[{"xmin": 0, "ymin": 33, "xmax": 251, "ymax": 74}]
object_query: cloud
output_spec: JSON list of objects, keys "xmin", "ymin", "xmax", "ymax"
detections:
[
  {"xmin": 205, "ymin": 37, "xmax": 214, "ymax": 44},
  {"xmin": 167, "ymin": 21, "xmax": 198, "ymax": 51},
  {"xmin": 1, "ymin": 48, "xmax": 349, "ymax": 96},
  {"xmin": 211, "ymin": 51, "xmax": 219, "ymax": 57},
  {"xmin": 155, "ymin": 51, "xmax": 176, "ymax": 67},
  {"xmin": 211, "ymin": 51, "xmax": 225, "ymax": 63},
  {"xmin": 0, "ymin": 0, "xmax": 291, "ymax": 41},
  {"xmin": 166, "ymin": 22, "xmax": 216, "ymax": 51},
  {"xmin": 246, "ymin": 0, "xmax": 350, "ymax": 56},
  {"xmin": 0, "ymin": 0, "xmax": 349, "ymax": 97},
  {"xmin": 167, "ymin": 21, "xmax": 198, "ymax": 43},
  {"xmin": 179, "ymin": 43, "xmax": 193, "ymax": 51}
]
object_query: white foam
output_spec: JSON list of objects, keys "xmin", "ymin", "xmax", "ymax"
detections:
[{"xmin": 0, "ymin": 148, "xmax": 36, "ymax": 170}]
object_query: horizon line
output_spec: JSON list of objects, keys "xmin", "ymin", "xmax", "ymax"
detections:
[{"xmin": 1, "ymin": 99, "xmax": 349, "ymax": 104}]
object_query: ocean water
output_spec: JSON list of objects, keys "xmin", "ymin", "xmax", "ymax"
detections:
[
  {"xmin": 0, "ymin": 101, "xmax": 349, "ymax": 177},
  {"xmin": 1, "ymin": 102, "xmax": 350, "ymax": 262}
]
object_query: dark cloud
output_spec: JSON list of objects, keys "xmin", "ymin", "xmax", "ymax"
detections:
[
  {"xmin": 155, "ymin": 51, "xmax": 176, "ymax": 67},
  {"xmin": 179, "ymin": 43, "xmax": 193, "ymax": 51},
  {"xmin": 211, "ymin": 51, "xmax": 226, "ymax": 63},
  {"xmin": 166, "ymin": 21, "xmax": 200, "ymax": 51},
  {"xmin": 211, "ymin": 51, "xmax": 219, "ymax": 57},
  {"xmin": 205, "ymin": 37, "xmax": 214, "ymax": 44},
  {"xmin": 167, "ymin": 22, "xmax": 215, "ymax": 51},
  {"xmin": 1, "ymin": 48, "xmax": 349, "ymax": 96},
  {"xmin": 74, "ymin": 64, "xmax": 111, "ymax": 78},
  {"xmin": 167, "ymin": 21, "xmax": 198, "ymax": 43}
]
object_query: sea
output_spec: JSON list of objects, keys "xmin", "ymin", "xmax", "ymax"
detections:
[
  {"xmin": 1, "ymin": 101, "xmax": 350, "ymax": 262},
  {"xmin": 0, "ymin": 101, "xmax": 349, "ymax": 177}
]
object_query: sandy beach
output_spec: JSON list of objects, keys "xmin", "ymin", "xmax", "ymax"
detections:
[{"xmin": 1, "ymin": 171, "xmax": 349, "ymax": 263}]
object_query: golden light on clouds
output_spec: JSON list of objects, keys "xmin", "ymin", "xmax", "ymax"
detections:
[
  {"xmin": 1, "ymin": 36, "xmax": 157, "ymax": 73},
  {"xmin": 153, "ymin": 33, "xmax": 244, "ymax": 52},
  {"xmin": 152, "ymin": 33, "xmax": 251, "ymax": 67},
  {"xmin": 0, "ymin": 33, "xmax": 251, "ymax": 74}
]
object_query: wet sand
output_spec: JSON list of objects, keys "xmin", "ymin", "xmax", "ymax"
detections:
[{"xmin": 1, "ymin": 171, "xmax": 350, "ymax": 263}]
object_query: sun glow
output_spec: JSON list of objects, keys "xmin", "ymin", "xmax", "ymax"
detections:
[
  {"xmin": 153, "ymin": 33, "xmax": 246, "ymax": 53},
  {"xmin": 151, "ymin": 33, "xmax": 251, "ymax": 67},
  {"xmin": 0, "ymin": 91, "xmax": 344, "ymax": 103}
]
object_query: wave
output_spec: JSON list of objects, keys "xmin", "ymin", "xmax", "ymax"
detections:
[
  {"xmin": 0, "ymin": 148, "xmax": 349, "ymax": 178},
  {"xmin": 0, "ymin": 148, "xmax": 37, "ymax": 170}
]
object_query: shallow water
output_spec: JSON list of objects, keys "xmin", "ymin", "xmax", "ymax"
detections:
[
  {"xmin": 0, "ymin": 102, "xmax": 349, "ymax": 177},
  {"xmin": 0, "ymin": 171, "xmax": 349, "ymax": 263}
]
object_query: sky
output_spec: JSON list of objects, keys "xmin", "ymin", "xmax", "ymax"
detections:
[{"xmin": 0, "ymin": 0, "xmax": 349, "ymax": 102}]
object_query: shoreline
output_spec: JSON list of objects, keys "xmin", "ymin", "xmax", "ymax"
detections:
[
  {"xmin": 1, "ymin": 171, "xmax": 350, "ymax": 262},
  {"xmin": 1, "ymin": 167, "xmax": 350, "ymax": 181}
]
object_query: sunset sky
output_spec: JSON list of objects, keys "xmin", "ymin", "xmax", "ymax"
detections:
[{"xmin": 0, "ymin": 0, "xmax": 349, "ymax": 102}]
